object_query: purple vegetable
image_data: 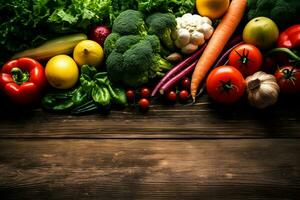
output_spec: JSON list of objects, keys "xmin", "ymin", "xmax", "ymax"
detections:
[
  {"xmin": 159, "ymin": 60, "xmax": 198, "ymax": 95},
  {"xmin": 89, "ymin": 25, "xmax": 111, "ymax": 46},
  {"xmin": 151, "ymin": 44, "xmax": 207, "ymax": 97}
]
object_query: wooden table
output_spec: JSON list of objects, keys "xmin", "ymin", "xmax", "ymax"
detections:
[{"xmin": 1, "ymin": 95, "xmax": 300, "ymax": 199}]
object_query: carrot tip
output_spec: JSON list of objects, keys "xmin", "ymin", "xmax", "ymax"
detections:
[{"xmin": 192, "ymin": 96, "xmax": 196, "ymax": 104}]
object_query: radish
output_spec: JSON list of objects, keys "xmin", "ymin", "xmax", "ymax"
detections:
[
  {"xmin": 151, "ymin": 43, "xmax": 207, "ymax": 97},
  {"xmin": 159, "ymin": 60, "xmax": 198, "ymax": 95}
]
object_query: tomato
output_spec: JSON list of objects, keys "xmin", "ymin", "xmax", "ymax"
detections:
[
  {"xmin": 140, "ymin": 87, "xmax": 151, "ymax": 99},
  {"xmin": 138, "ymin": 98, "xmax": 150, "ymax": 110},
  {"xmin": 126, "ymin": 90, "xmax": 135, "ymax": 102},
  {"xmin": 179, "ymin": 90, "xmax": 189, "ymax": 102},
  {"xmin": 228, "ymin": 44, "xmax": 263, "ymax": 77},
  {"xmin": 165, "ymin": 91, "xmax": 177, "ymax": 102},
  {"xmin": 275, "ymin": 66, "xmax": 300, "ymax": 94},
  {"xmin": 181, "ymin": 78, "xmax": 191, "ymax": 89},
  {"xmin": 206, "ymin": 66, "xmax": 246, "ymax": 104}
]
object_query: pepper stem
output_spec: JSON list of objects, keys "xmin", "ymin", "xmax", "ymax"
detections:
[{"xmin": 11, "ymin": 68, "xmax": 29, "ymax": 85}]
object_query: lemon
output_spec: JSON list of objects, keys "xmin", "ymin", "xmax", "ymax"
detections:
[
  {"xmin": 196, "ymin": 0, "xmax": 230, "ymax": 20},
  {"xmin": 45, "ymin": 55, "xmax": 79, "ymax": 89},
  {"xmin": 73, "ymin": 40, "xmax": 104, "ymax": 67}
]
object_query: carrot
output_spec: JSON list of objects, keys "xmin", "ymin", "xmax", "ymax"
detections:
[{"xmin": 190, "ymin": 0, "xmax": 247, "ymax": 101}]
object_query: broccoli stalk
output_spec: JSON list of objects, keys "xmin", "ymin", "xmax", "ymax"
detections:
[
  {"xmin": 149, "ymin": 54, "xmax": 172, "ymax": 78},
  {"xmin": 146, "ymin": 13, "xmax": 177, "ymax": 51}
]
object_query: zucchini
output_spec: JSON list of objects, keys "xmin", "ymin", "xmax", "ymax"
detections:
[{"xmin": 12, "ymin": 33, "xmax": 87, "ymax": 60}]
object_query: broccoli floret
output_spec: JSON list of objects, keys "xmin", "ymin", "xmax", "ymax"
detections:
[
  {"xmin": 106, "ymin": 35, "xmax": 172, "ymax": 87},
  {"xmin": 106, "ymin": 51, "xmax": 124, "ymax": 82},
  {"xmin": 112, "ymin": 10, "xmax": 148, "ymax": 36},
  {"xmin": 247, "ymin": 0, "xmax": 300, "ymax": 28},
  {"xmin": 104, "ymin": 33, "xmax": 120, "ymax": 57},
  {"xmin": 146, "ymin": 12, "xmax": 177, "ymax": 51},
  {"xmin": 115, "ymin": 35, "xmax": 143, "ymax": 53},
  {"xmin": 144, "ymin": 35, "xmax": 161, "ymax": 53}
]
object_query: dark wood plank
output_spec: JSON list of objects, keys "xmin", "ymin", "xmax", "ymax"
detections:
[
  {"xmin": 0, "ymin": 139, "xmax": 299, "ymax": 200},
  {"xmin": 1, "ymin": 95, "xmax": 300, "ymax": 139}
]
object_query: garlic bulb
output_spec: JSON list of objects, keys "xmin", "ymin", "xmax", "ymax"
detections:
[{"xmin": 245, "ymin": 71, "xmax": 280, "ymax": 109}]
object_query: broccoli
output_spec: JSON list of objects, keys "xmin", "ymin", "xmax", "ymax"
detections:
[
  {"xmin": 247, "ymin": 0, "xmax": 300, "ymax": 28},
  {"xmin": 146, "ymin": 12, "xmax": 177, "ymax": 51},
  {"xmin": 106, "ymin": 35, "xmax": 172, "ymax": 87},
  {"xmin": 104, "ymin": 33, "xmax": 120, "ymax": 57},
  {"xmin": 112, "ymin": 10, "xmax": 148, "ymax": 36}
]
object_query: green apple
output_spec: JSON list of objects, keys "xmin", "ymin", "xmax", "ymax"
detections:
[{"xmin": 243, "ymin": 17, "xmax": 279, "ymax": 49}]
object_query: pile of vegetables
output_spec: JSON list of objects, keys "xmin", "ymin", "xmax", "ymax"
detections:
[
  {"xmin": 246, "ymin": 0, "xmax": 300, "ymax": 28},
  {"xmin": 1, "ymin": 0, "xmax": 300, "ymax": 114},
  {"xmin": 0, "ymin": 0, "xmax": 195, "ymax": 65},
  {"xmin": 42, "ymin": 65, "xmax": 127, "ymax": 114}
]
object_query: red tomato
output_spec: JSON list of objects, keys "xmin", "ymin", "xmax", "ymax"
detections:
[
  {"xmin": 228, "ymin": 44, "xmax": 263, "ymax": 77},
  {"xmin": 165, "ymin": 91, "xmax": 177, "ymax": 102},
  {"xmin": 206, "ymin": 66, "xmax": 246, "ymax": 104},
  {"xmin": 179, "ymin": 90, "xmax": 189, "ymax": 102},
  {"xmin": 126, "ymin": 90, "xmax": 135, "ymax": 101},
  {"xmin": 181, "ymin": 78, "xmax": 191, "ymax": 89},
  {"xmin": 140, "ymin": 87, "xmax": 151, "ymax": 99},
  {"xmin": 138, "ymin": 98, "xmax": 150, "ymax": 110},
  {"xmin": 275, "ymin": 66, "xmax": 300, "ymax": 94}
]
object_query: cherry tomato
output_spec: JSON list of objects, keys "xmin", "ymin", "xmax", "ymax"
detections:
[
  {"xmin": 138, "ymin": 98, "xmax": 150, "ymax": 110},
  {"xmin": 140, "ymin": 87, "xmax": 151, "ymax": 99},
  {"xmin": 228, "ymin": 44, "xmax": 263, "ymax": 77},
  {"xmin": 165, "ymin": 91, "xmax": 177, "ymax": 102},
  {"xmin": 275, "ymin": 66, "xmax": 300, "ymax": 94},
  {"xmin": 179, "ymin": 90, "xmax": 189, "ymax": 102},
  {"xmin": 181, "ymin": 78, "xmax": 191, "ymax": 89},
  {"xmin": 206, "ymin": 66, "xmax": 246, "ymax": 104},
  {"xmin": 126, "ymin": 89, "xmax": 135, "ymax": 102}
]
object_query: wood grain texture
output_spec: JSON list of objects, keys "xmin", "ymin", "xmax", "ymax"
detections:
[
  {"xmin": 1, "ymin": 95, "xmax": 300, "ymax": 139},
  {"xmin": 0, "ymin": 139, "xmax": 299, "ymax": 200}
]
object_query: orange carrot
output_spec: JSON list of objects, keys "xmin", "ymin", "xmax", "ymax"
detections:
[{"xmin": 190, "ymin": 0, "xmax": 247, "ymax": 101}]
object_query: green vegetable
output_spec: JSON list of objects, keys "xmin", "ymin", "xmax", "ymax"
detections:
[
  {"xmin": 146, "ymin": 13, "xmax": 177, "ymax": 51},
  {"xmin": 106, "ymin": 35, "xmax": 172, "ymax": 87},
  {"xmin": 112, "ymin": 10, "xmax": 148, "ymax": 36},
  {"xmin": 0, "ymin": 0, "xmax": 111, "ymax": 65},
  {"xmin": 106, "ymin": 81, "xmax": 128, "ymax": 106},
  {"xmin": 137, "ymin": 0, "xmax": 195, "ymax": 17},
  {"xmin": 12, "ymin": 34, "xmax": 88, "ymax": 60},
  {"xmin": 92, "ymin": 84, "xmax": 111, "ymax": 106},
  {"xmin": 0, "ymin": 0, "xmax": 195, "ymax": 65},
  {"xmin": 42, "ymin": 65, "xmax": 127, "ymax": 114},
  {"xmin": 42, "ymin": 89, "xmax": 77, "ymax": 111},
  {"xmin": 106, "ymin": 10, "xmax": 174, "ymax": 87},
  {"xmin": 247, "ymin": 0, "xmax": 300, "ymax": 28},
  {"xmin": 104, "ymin": 33, "xmax": 121, "ymax": 57}
]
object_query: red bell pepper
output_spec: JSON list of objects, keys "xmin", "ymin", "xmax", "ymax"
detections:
[
  {"xmin": 0, "ymin": 57, "xmax": 47, "ymax": 104},
  {"xmin": 277, "ymin": 24, "xmax": 300, "ymax": 48},
  {"xmin": 267, "ymin": 25, "xmax": 300, "ymax": 66}
]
